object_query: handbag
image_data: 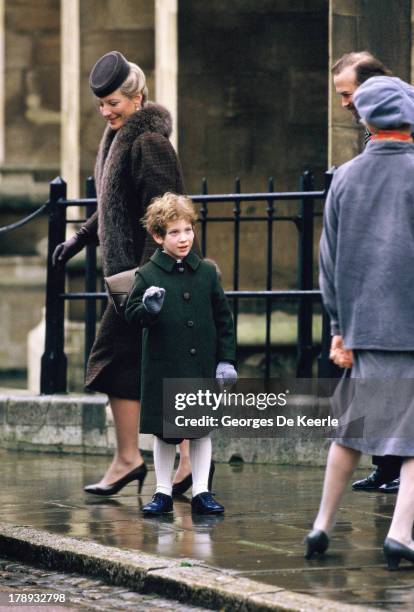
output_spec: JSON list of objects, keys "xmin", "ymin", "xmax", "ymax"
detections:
[{"xmin": 104, "ymin": 267, "xmax": 138, "ymax": 316}]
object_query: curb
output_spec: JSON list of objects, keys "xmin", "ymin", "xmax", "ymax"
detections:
[{"xmin": 0, "ymin": 523, "xmax": 379, "ymax": 612}]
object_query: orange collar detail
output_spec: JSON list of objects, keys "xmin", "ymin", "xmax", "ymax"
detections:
[{"xmin": 371, "ymin": 130, "xmax": 413, "ymax": 141}]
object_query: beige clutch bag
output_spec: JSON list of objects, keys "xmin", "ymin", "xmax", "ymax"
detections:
[{"xmin": 104, "ymin": 267, "xmax": 138, "ymax": 316}]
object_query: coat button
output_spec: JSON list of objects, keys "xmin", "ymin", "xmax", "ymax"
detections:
[
  {"xmin": 187, "ymin": 320, "xmax": 194, "ymax": 327},
  {"xmin": 183, "ymin": 292, "xmax": 190, "ymax": 300},
  {"xmin": 177, "ymin": 266, "xmax": 184, "ymax": 273},
  {"xmin": 189, "ymin": 348, "xmax": 196, "ymax": 355}
]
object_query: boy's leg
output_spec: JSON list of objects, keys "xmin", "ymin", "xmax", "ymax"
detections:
[
  {"xmin": 154, "ymin": 437, "xmax": 176, "ymax": 496},
  {"xmin": 190, "ymin": 437, "xmax": 212, "ymax": 496}
]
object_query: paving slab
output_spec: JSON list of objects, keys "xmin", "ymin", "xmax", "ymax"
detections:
[{"xmin": 0, "ymin": 449, "xmax": 412, "ymax": 610}]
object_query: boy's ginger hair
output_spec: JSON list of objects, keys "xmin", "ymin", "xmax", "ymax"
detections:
[{"xmin": 142, "ymin": 192, "xmax": 197, "ymax": 237}]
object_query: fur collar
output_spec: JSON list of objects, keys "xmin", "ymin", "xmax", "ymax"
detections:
[{"xmin": 95, "ymin": 103, "xmax": 173, "ymax": 276}]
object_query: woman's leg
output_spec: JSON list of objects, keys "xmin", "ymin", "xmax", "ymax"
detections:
[
  {"xmin": 386, "ymin": 457, "xmax": 414, "ymax": 548},
  {"xmin": 190, "ymin": 437, "xmax": 212, "ymax": 497},
  {"xmin": 99, "ymin": 396, "xmax": 144, "ymax": 485},
  {"xmin": 313, "ymin": 442, "xmax": 361, "ymax": 533},
  {"xmin": 173, "ymin": 439, "xmax": 191, "ymax": 484}
]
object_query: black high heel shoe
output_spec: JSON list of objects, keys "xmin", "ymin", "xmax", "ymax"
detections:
[
  {"xmin": 383, "ymin": 537, "xmax": 414, "ymax": 570},
  {"xmin": 172, "ymin": 461, "xmax": 215, "ymax": 497},
  {"xmin": 304, "ymin": 529, "xmax": 329, "ymax": 559},
  {"xmin": 84, "ymin": 463, "xmax": 148, "ymax": 496}
]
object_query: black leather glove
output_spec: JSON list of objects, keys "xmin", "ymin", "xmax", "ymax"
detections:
[{"xmin": 52, "ymin": 234, "xmax": 85, "ymax": 267}]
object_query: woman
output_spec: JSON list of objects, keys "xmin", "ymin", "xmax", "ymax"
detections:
[
  {"xmin": 53, "ymin": 51, "xmax": 194, "ymax": 495},
  {"xmin": 306, "ymin": 75, "xmax": 414, "ymax": 569}
]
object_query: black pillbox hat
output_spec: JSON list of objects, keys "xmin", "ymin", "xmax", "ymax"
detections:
[{"xmin": 89, "ymin": 51, "xmax": 130, "ymax": 97}]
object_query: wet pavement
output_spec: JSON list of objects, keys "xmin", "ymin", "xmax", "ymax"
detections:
[{"xmin": 1, "ymin": 449, "xmax": 414, "ymax": 610}]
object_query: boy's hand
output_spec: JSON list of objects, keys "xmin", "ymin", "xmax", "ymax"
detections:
[
  {"xmin": 330, "ymin": 335, "xmax": 353, "ymax": 369},
  {"xmin": 216, "ymin": 362, "xmax": 237, "ymax": 390},
  {"xmin": 142, "ymin": 286, "xmax": 165, "ymax": 314}
]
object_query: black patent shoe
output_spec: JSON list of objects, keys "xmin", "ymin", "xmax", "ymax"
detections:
[
  {"xmin": 383, "ymin": 537, "xmax": 414, "ymax": 570},
  {"xmin": 172, "ymin": 461, "xmax": 215, "ymax": 497},
  {"xmin": 304, "ymin": 529, "xmax": 329, "ymax": 560},
  {"xmin": 352, "ymin": 468, "xmax": 388, "ymax": 491},
  {"xmin": 379, "ymin": 478, "xmax": 400, "ymax": 494},
  {"xmin": 142, "ymin": 492, "xmax": 173, "ymax": 515},
  {"xmin": 191, "ymin": 491, "xmax": 224, "ymax": 514},
  {"xmin": 84, "ymin": 463, "xmax": 148, "ymax": 496}
]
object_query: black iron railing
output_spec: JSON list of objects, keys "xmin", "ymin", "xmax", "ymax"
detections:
[{"xmin": 38, "ymin": 170, "xmax": 337, "ymax": 394}]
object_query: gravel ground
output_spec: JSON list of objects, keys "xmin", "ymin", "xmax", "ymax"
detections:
[{"xmin": 0, "ymin": 558, "xmax": 210, "ymax": 611}]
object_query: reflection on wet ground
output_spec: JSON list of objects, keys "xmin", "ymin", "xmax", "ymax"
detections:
[{"xmin": 1, "ymin": 449, "xmax": 413, "ymax": 609}]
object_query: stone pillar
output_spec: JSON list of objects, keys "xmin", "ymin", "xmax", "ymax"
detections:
[
  {"xmin": 329, "ymin": 0, "xmax": 412, "ymax": 167},
  {"xmin": 0, "ymin": 0, "xmax": 5, "ymax": 166},
  {"xmin": 155, "ymin": 0, "xmax": 178, "ymax": 150},
  {"xmin": 61, "ymin": 0, "xmax": 80, "ymax": 200}
]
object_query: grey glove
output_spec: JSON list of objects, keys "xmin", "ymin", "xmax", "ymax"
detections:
[
  {"xmin": 216, "ymin": 361, "xmax": 237, "ymax": 390},
  {"xmin": 52, "ymin": 235, "xmax": 84, "ymax": 267},
  {"xmin": 143, "ymin": 286, "xmax": 165, "ymax": 314}
]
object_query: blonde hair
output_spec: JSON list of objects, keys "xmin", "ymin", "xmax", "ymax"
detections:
[
  {"xmin": 142, "ymin": 193, "xmax": 197, "ymax": 237},
  {"xmin": 120, "ymin": 62, "xmax": 148, "ymax": 106}
]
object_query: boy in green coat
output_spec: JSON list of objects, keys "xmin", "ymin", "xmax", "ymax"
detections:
[{"xmin": 125, "ymin": 193, "xmax": 237, "ymax": 514}]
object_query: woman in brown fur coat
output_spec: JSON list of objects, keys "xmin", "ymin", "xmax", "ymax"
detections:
[{"xmin": 53, "ymin": 52, "xmax": 193, "ymax": 495}]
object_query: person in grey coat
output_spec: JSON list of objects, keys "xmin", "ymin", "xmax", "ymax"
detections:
[{"xmin": 304, "ymin": 76, "xmax": 414, "ymax": 570}]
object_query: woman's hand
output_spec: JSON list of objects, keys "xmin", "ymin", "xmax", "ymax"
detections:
[
  {"xmin": 52, "ymin": 236, "xmax": 84, "ymax": 267},
  {"xmin": 330, "ymin": 335, "xmax": 353, "ymax": 369}
]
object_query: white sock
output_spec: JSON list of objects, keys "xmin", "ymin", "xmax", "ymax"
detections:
[
  {"xmin": 153, "ymin": 437, "xmax": 176, "ymax": 496},
  {"xmin": 190, "ymin": 437, "xmax": 212, "ymax": 497}
]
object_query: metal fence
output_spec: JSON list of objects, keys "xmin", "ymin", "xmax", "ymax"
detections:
[{"xmin": 36, "ymin": 170, "xmax": 337, "ymax": 394}]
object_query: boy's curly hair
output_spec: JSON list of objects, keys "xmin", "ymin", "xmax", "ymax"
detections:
[{"xmin": 142, "ymin": 192, "xmax": 197, "ymax": 237}]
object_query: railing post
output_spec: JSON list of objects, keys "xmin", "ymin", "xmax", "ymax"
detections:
[
  {"xmin": 84, "ymin": 177, "xmax": 97, "ymax": 371},
  {"xmin": 40, "ymin": 177, "xmax": 68, "ymax": 394},
  {"xmin": 296, "ymin": 170, "xmax": 314, "ymax": 377},
  {"xmin": 265, "ymin": 177, "xmax": 274, "ymax": 380},
  {"xmin": 232, "ymin": 178, "xmax": 241, "ymax": 344},
  {"xmin": 200, "ymin": 178, "xmax": 208, "ymax": 257}
]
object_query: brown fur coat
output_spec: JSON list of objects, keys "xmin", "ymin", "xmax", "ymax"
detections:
[{"xmin": 84, "ymin": 103, "xmax": 185, "ymax": 397}]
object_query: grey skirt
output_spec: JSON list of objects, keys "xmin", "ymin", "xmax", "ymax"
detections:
[{"xmin": 332, "ymin": 350, "xmax": 414, "ymax": 456}]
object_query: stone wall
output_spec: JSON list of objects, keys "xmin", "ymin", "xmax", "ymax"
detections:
[
  {"xmin": 3, "ymin": 0, "xmax": 60, "ymax": 182},
  {"xmin": 0, "ymin": 257, "xmax": 45, "ymax": 370},
  {"xmin": 78, "ymin": 0, "xmax": 156, "ymax": 189},
  {"xmin": 329, "ymin": 0, "xmax": 412, "ymax": 166},
  {"xmin": 177, "ymin": 0, "xmax": 328, "ymax": 290},
  {"xmin": 0, "ymin": 391, "xmax": 372, "ymax": 467}
]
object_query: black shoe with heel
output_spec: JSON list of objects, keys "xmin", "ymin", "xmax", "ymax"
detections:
[
  {"xmin": 383, "ymin": 537, "xmax": 414, "ymax": 570},
  {"xmin": 304, "ymin": 529, "xmax": 329, "ymax": 559},
  {"xmin": 84, "ymin": 463, "xmax": 148, "ymax": 496},
  {"xmin": 172, "ymin": 461, "xmax": 215, "ymax": 497}
]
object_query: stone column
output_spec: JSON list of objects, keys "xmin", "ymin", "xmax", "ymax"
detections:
[
  {"xmin": 155, "ymin": 0, "xmax": 178, "ymax": 150},
  {"xmin": 61, "ymin": 0, "xmax": 80, "ymax": 200},
  {"xmin": 0, "ymin": 0, "xmax": 5, "ymax": 166},
  {"xmin": 329, "ymin": 0, "xmax": 412, "ymax": 167}
]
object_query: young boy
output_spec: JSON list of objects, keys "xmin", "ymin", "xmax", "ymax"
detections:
[{"xmin": 125, "ymin": 193, "xmax": 237, "ymax": 514}]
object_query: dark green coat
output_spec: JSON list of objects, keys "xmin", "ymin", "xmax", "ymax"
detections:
[{"xmin": 125, "ymin": 249, "xmax": 236, "ymax": 435}]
